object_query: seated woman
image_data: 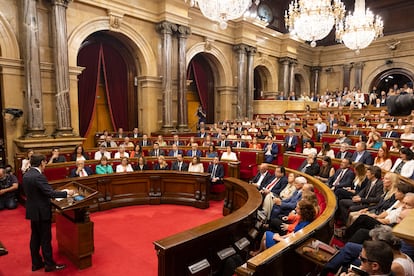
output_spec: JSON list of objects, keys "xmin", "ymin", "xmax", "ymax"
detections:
[
  {"xmin": 318, "ymin": 142, "xmax": 335, "ymax": 159},
  {"xmin": 220, "ymin": 145, "xmax": 238, "ymax": 161},
  {"xmin": 71, "ymin": 145, "xmax": 90, "ymax": 161},
  {"xmin": 116, "ymin": 157, "xmax": 134, "ymax": 173},
  {"xmin": 202, "ymin": 135, "xmax": 214, "ymax": 147},
  {"xmin": 95, "ymin": 156, "xmax": 114, "ymax": 174},
  {"xmin": 226, "ymin": 128, "xmax": 238, "ymax": 140},
  {"xmin": 206, "ymin": 145, "xmax": 218, "ymax": 158},
  {"xmin": 314, "ymin": 156, "xmax": 335, "ymax": 184},
  {"xmin": 240, "ymin": 129, "xmax": 252, "ymax": 140},
  {"xmin": 335, "ymin": 162, "xmax": 368, "ymax": 201},
  {"xmin": 130, "ymin": 144, "xmax": 144, "ymax": 158},
  {"xmin": 114, "ymin": 145, "xmax": 130, "ymax": 159},
  {"xmin": 249, "ymin": 137, "xmax": 262, "ymax": 150},
  {"xmin": 374, "ymin": 146, "xmax": 393, "ymax": 171},
  {"xmin": 157, "ymin": 135, "xmax": 167, "ymax": 147},
  {"xmin": 186, "ymin": 136, "xmax": 196, "ymax": 147},
  {"xmin": 302, "ymin": 140, "xmax": 317, "ymax": 156},
  {"xmin": 188, "ymin": 156, "xmax": 204, "ymax": 173},
  {"xmin": 134, "ymin": 156, "xmax": 148, "ymax": 171},
  {"xmin": 278, "ymin": 172, "xmax": 297, "ymax": 200},
  {"xmin": 154, "ymin": 155, "xmax": 169, "ymax": 170},
  {"xmin": 390, "ymin": 147, "xmax": 414, "ymax": 178},
  {"xmin": 21, "ymin": 148, "xmax": 34, "ymax": 174},
  {"xmin": 367, "ymin": 133, "xmax": 387, "ymax": 150},
  {"xmin": 250, "ymin": 199, "xmax": 316, "ymax": 256}
]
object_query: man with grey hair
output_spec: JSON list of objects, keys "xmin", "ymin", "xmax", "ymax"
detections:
[
  {"xmin": 351, "ymin": 141, "xmax": 374, "ymax": 165},
  {"xmin": 269, "ymin": 176, "xmax": 307, "ymax": 219}
]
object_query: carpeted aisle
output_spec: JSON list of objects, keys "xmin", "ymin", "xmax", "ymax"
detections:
[{"xmin": 0, "ymin": 201, "xmax": 224, "ymax": 276}]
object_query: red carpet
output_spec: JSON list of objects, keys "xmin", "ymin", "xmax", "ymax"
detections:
[{"xmin": 0, "ymin": 201, "xmax": 223, "ymax": 276}]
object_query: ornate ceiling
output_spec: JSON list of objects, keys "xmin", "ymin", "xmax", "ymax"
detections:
[{"xmin": 260, "ymin": 0, "xmax": 414, "ymax": 46}]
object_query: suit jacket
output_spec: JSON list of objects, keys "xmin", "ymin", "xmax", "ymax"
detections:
[
  {"xmin": 357, "ymin": 179, "xmax": 384, "ymax": 205},
  {"xmin": 263, "ymin": 143, "xmax": 279, "ymax": 163},
  {"xmin": 171, "ymin": 161, "xmax": 189, "ymax": 171},
  {"xmin": 284, "ymin": 136, "xmax": 298, "ymax": 151},
  {"xmin": 198, "ymin": 132, "xmax": 207, "ymax": 138},
  {"xmin": 168, "ymin": 150, "xmax": 183, "ymax": 157},
  {"xmin": 251, "ymin": 171, "xmax": 275, "ymax": 190},
  {"xmin": 281, "ymin": 190, "xmax": 302, "ymax": 211},
  {"xmin": 23, "ymin": 168, "xmax": 67, "ymax": 221},
  {"xmin": 297, "ymin": 160, "xmax": 320, "ymax": 176},
  {"xmin": 49, "ymin": 155, "xmax": 66, "ymax": 163},
  {"xmin": 186, "ymin": 149, "xmax": 202, "ymax": 157},
  {"xmin": 218, "ymin": 140, "xmax": 230, "ymax": 147},
  {"xmin": 69, "ymin": 166, "xmax": 94, "ymax": 178},
  {"xmin": 139, "ymin": 140, "xmax": 152, "ymax": 146},
  {"xmin": 232, "ymin": 141, "xmax": 247, "ymax": 148},
  {"xmin": 263, "ymin": 176, "xmax": 288, "ymax": 195},
  {"xmin": 170, "ymin": 140, "xmax": 184, "ymax": 146},
  {"xmin": 351, "ymin": 151, "xmax": 374, "ymax": 165},
  {"xmin": 382, "ymin": 131, "xmax": 399, "ymax": 138},
  {"xmin": 133, "ymin": 164, "xmax": 149, "ymax": 171},
  {"xmin": 350, "ymin": 130, "xmax": 364, "ymax": 136},
  {"xmin": 328, "ymin": 168, "xmax": 355, "ymax": 189},
  {"xmin": 335, "ymin": 151, "xmax": 353, "ymax": 159},
  {"xmin": 149, "ymin": 149, "xmax": 166, "ymax": 157},
  {"xmin": 330, "ymin": 129, "xmax": 341, "ymax": 135},
  {"xmin": 207, "ymin": 163, "xmax": 225, "ymax": 183}
]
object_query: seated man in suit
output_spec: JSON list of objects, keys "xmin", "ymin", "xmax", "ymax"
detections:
[
  {"xmin": 187, "ymin": 143, "xmax": 202, "ymax": 157},
  {"xmin": 263, "ymin": 138, "xmax": 278, "ymax": 163},
  {"xmin": 328, "ymin": 158, "xmax": 355, "ymax": 191},
  {"xmin": 336, "ymin": 143, "xmax": 353, "ymax": 159},
  {"xmin": 334, "ymin": 131, "xmax": 353, "ymax": 145},
  {"xmin": 171, "ymin": 154, "xmax": 188, "ymax": 172},
  {"xmin": 130, "ymin": 127, "xmax": 141, "ymax": 138},
  {"xmin": 297, "ymin": 154, "xmax": 320, "ymax": 176},
  {"xmin": 69, "ymin": 159, "xmax": 94, "ymax": 178},
  {"xmin": 351, "ymin": 142, "xmax": 374, "ymax": 165},
  {"xmin": 47, "ymin": 147, "xmax": 66, "ymax": 164},
  {"xmin": 198, "ymin": 127, "xmax": 207, "ymax": 138},
  {"xmin": 208, "ymin": 157, "xmax": 224, "ymax": 185},
  {"xmin": 149, "ymin": 142, "xmax": 165, "ymax": 157},
  {"xmin": 170, "ymin": 134, "xmax": 183, "ymax": 146},
  {"xmin": 233, "ymin": 140, "xmax": 247, "ymax": 148},
  {"xmin": 337, "ymin": 166, "xmax": 384, "ymax": 223},
  {"xmin": 260, "ymin": 166, "xmax": 288, "ymax": 220},
  {"xmin": 250, "ymin": 163, "xmax": 275, "ymax": 190},
  {"xmin": 330, "ymin": 123, "xmax": 341, "ymax": 135},
  {"xmin": 284, "ymin": 130, "xmax": 298, "ymax": 152},
  {"xmin": 382, "ymin": 124, "xmax": 399, "ymax": 138},
  {"xmin": 115, "ymin": 127, "xmax": 125, "ymax": 139},
  {"xmin": 168, "ymin": 144, "xmax": 183, "ymax": 157},
  {"xmin": 139, "ymin": 134, "xmax": 152, "ymax": 147},
  {"xmin": 218, "ymin": 134, "xmax": 229, "ymax": 148}
]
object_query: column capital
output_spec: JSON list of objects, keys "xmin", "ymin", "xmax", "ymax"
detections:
[
  {"xmin": 156, "ymin": 21, "xmax": 178, "ymax": 34},
  {"xmin": 233, "ymin": 44, "xmax": 249, "ymax": 53},
  {"xmin": 247, "ymin": 46, "xmax": 257, "ymax": 55},
  {"xmin": 310, "ymin": 66, "xmax": 322, "ymax": 72},
  {"xmin": 50, "ymin": 0, "xmax": 71, "ymax": 7},
  {"xmin": 278, "ymin": 57, "xmax": 296, "ymax": 65},
  {"xmin": 343, "ymin": 63, "xmax": 353, "ymax": 71},
  {"xmin": 177, "ymin": 25, "xmax": 191, "ymax": 38},
  {"xmin": 354, "ymin": 62, "xmax": 365, "ymax": 69}
]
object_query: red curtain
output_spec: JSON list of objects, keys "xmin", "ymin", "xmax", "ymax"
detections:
[
  {"xmin": 101, "ymin": 44, "xmax": 128, "ymax": 130},
  {"xmin": 77, "ymin": 43, "xmax": 101, "ymax": 137},
  {"xmin": 190, "ymin": 60, "xmax": 209, "ymax": 111}
]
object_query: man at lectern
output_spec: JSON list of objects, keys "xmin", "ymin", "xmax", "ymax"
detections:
[{"xmin": 23, "ymin": 154, "xmax": 74, "ymax": 272}]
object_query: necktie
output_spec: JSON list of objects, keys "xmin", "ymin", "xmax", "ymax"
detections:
[
  {"xmin": 143, "ymin": 140, "xmax": 147, "ymax": 146},
  {"xmin": 156, "ymin": 149, "xmax": 159, "ymax": 156},
  {"xmin": 178, "ymin": 162, "xmax": 182, "ymax": 171},
  {"xmin": 333, "ymin": 170, "xmax": 345, "ymax": 186},
  {"xmin": 387, "ymin": 132, "xmax": 391, "ymax": 138},
  {"xmin": 211, "ymin": 165, "xmax": 217, "ymax": 178},
  {"xmin": 394, "ymin": 161, "xmax": 405, "ymax": 174},
  {"xmin": 80, "ymin": 170, "xmax": 84, "ymax": 177},
  {"xmin": 266, "ymin": 178, "xmax": 279, "ymax": 190},
  {"xmin": 365, "ymin": 182, "xmax": 375, "ymax": 199}
]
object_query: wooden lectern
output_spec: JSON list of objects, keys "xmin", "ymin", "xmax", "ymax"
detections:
[{"xmin": 52, "ymin": 182, "xmax": 98, "ymax": 269}]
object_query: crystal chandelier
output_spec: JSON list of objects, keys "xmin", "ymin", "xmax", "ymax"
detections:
[
  {"xmin": 336, "ymin": 0, "xmax": 383, "ymax": 54},
  {"xmin": 285, "ymin": 0, "xmax": 345, "ymax": 47},
  {"xmin": 186, "ymin": 0, "xmax": 259, "ymax": 30}
]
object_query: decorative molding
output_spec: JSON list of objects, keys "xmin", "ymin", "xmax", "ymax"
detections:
[{"xmin": 107, "ymin": 10, "xmax": 124, "ymax": 30}]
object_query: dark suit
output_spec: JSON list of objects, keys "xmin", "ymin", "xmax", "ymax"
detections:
[
  {"xmin": 69, "ymin": 166, "xmax": 94, "ymax": 178},
  {"xmin": 270, "ymin": 190, "xmax": 302, "ymax": 218},
  {"xmin": 350, "ymin": 130, "xmax": 364, "ymax": 136},
  {"xmin": 251, "ymin": 171, "xmax": 275, "ymax": 190},
  {"xmin": 23, "ymin": 167, "xmax": 67, "ymax": 268},
  {"xmin": 49, "ymin": 156, "xmax": 66, "ymax": 163},
  {"xmin": 351, "ymin": 151, "xmax": 374, "ymax": 165},
  {"xmin": 207, "ymin": 163, "xmax": 225, "ymax": 184},
  {"xmin": 170, "ymin": 140, "xmax": 184, "ymax": 146},
  {"xmin": 139, "ymin": 140, "xmax": 152, "ymax": 147},
  {"xmin": 263, "ymin": 176, "xmax": 288, "ymax": 196},
  {"xmin": 168, "ymin": 150, "xmax": 183, "ymax": 157},
  {"xmin": 382, "ymin": 131, "xmax": 399, "ymax": 138},
  {"xmin": 218, "ymin": 140, "xmax": 230, "ymax": 147},
  {"xmin": 335, "ymin": 151, "xmax": 353, "ymax": 159},
  {"xmin": 149, "ymin": 149, "xmax": 165, "ymax": 157},
  {"xmin": 263, "ymin": 143, "xmax": 279, "ymax": 163},
  {"xmin": 297, "ymin": 160, "xmax": 320, "ymax": 176},
  {"xmin": 232, "ymin": 141, "xmax": 247, "ymax": 148},
  {"xmin": 171, "ymin": 161, "xmax": 189, "ymax": 171},
  {"xmin": 134, "ymin": 164, "xmax": 148, "ymax": 171},
  {"xmin": 330, "ymin": 129, "xmax": 341, "ymax": 135},
  {"xmin": 328, "ymin": 168, "xmax": 355, "ymax": 189},
  {"xmin": 284, "ymin": 135, "xmax": 298, "ymax": 152},
  {"xmin": 187, "ymin": 150, "xmax": 202, "ymax": 157}
]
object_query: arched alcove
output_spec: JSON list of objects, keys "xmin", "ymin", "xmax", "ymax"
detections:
[
  {"xmin": 370, "ymin": 68, "xmax": 414, "ymax": 93},
  {"xmin": 254, "ymin": 65, "xmax": 272, "ymax": 100}
]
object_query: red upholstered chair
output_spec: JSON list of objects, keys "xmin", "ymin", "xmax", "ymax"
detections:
[
  {"xmin": 44, "ymin": 166, "xmax": 70, "ymax": 181},
  {"xmin": 238, "ymin": 151, "xmax": 259, "ymax": 180}
]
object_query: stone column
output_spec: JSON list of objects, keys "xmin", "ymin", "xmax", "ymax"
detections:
[
  {"xmin": 354, "ymin": 62, "xmax": 364, "ymax": 90},
  {"xmin": 246, "ymin": 47, "xmax": 256, "ymax": 119},
  {"xmin": 310, "ymin": 66, "xmax": 321, "ymax": 96},
  {"xmin": 156, "ymin": 21, "xmax": 177, "ymax": 132},
  {"xmin": 342, "ymin": 64, "xmax": 353, "ymax": 90},
  {"xmin": 233, "ymin": 44, "xmax": 248, "ymax": 119},
  {"xmin": 289, "ymin": 59, "xmax": 297, "ymax": 97},
  {"xmin": 50, "ymin": 0, "xmax": 73, "ymax": 136},
  {"xmin": 279, "ymin": 57, "xmax": 291, "ymax": 98},
  {"xmin": 177, "ymin": 25, "xmax": 191, "ymax": 132},
  {"xmin": 21, "ymin": 0, "xmax": 46, "ymax": 137}
]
